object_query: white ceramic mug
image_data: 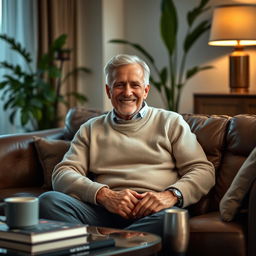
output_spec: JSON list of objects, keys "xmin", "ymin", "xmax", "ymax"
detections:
[{"xmin": 0, "ymin": 197, "xmax": 39, "ymax": 229}]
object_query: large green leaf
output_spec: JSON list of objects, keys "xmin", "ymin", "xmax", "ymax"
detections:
[
  {"xmin": 109, "ymin": 39, "xmax": 155, "ymax": 64},
  {"xmin": 37, "ymin": 53, "xmax": 53, "ymax": 70},
  {"xmin": 0, "ymin": 81, "xmax": 8, "ymax": 89},
  {"xmin": 164, "ymin": 86, "xmax": 172, "ymax": 101},
  {"xmin": 160, "ymin": 67, "xmax": 168, "ymax": 85},
  {"xmin": 186, "ymin": 65, "xmax": 213, "ymax": 80},
  {"xmin": 51, "ymin": 34, "xmax": 67, "ymax": 51},
  {"xmin": 48, "ymin": 66, "xmax": 61, "ymax": 78},
  {"xmin": 3, "ymin": 75, "xmax": 20, "ymax": 88},
  {"xmin": 0, "ymin": 34, "xmax": 32, "ymax": 63},
  {"xmin": 3, "ymin": 96, "xmax": 16, "ymax": 110},
  {"xmin": 62, "ymin": 67, "xmax": 91, "ymax": 83},
  {"xmin": 0, "ymin": 62, "xmax": 28, "ymax": 79},
  {"xmin": 31, "ymin": 108, "xmax": 43, "ymax": 122},
  {"xmin": 65, "ymin": 91, "xmax": 87, "ymax": 103},
  {"xmin": 160, "ymin": 0, "xmax": 177, "ymax": 55},
  {"xmin": 187, "ymin": 0, "xmax": 210, "ymax": 26},
  {"xmin": 38, "ymin": 34, "xmax": 67, "ymax": 70},
  {"xmin": 149, "ymin": 76, "xmax": 162, "ymax": 92},
  {"xmin": 184, "ymin": 20, "xmax": 210, "ymax": 53},
  {"xmin": 20, "ymin": 109, "xmax": 30, "ymax": 126},
  {"xmin": 9, "ymin": 110, "xmax": 17, "ymax": 125},
  {"xmin": 30, "ymin": 98, "xmax": 43, "ymax": 108}
]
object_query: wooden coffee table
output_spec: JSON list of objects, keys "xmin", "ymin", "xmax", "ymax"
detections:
[{"xmin": 76, "ymin": 226, "xmax": 162, "ymax": 256}]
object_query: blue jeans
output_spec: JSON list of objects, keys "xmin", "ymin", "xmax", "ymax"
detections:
[{"xmin": 39, "ymin": 191, "xmax": 173, "ymax": 238}]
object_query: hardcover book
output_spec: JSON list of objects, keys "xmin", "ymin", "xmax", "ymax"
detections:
[
  {"xmin": 0, "ymin": 234, "xmax": 115, "ymax": 255},
  {"xmin": 0, "ymin": 219, "xmax": 88, "ymax": 244}
]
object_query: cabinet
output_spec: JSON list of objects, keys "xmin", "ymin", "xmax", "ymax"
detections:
[{"xmin": 194, "ymin": 92, "xmax": 256, "ymax": 115}]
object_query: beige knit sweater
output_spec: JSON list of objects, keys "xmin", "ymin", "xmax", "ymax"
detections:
[{"xmin": 52, "ymin": 107, "xmax": 215, "ymax": 207}]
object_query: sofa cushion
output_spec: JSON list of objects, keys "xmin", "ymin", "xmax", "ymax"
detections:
[
  {"xmin": 220, "ymin": 146, "xmax": 256, "ymax": 221},
  {"xmin": 33, "ymin": 137, "xmax": 70, "ymax": 190},
  {"xmin": 189, "ymin": 212, "xmax": 246, "ymax": 256}
]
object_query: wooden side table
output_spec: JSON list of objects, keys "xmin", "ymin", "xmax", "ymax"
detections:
[{"xmin": 194, "ymin": 92, "xmax": 256, "ymax": 115}]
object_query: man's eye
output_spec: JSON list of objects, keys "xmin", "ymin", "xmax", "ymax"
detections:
[{"xmin": 114, "ymin": 83, "xmax": 124, "ymax": 88}]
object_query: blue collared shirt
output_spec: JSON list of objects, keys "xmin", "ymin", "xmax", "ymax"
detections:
[{"xmin": 113, "ymin": 101, "xmax": 149, "ymax": 123}]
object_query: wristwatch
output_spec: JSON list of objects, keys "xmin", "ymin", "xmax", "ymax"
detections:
[{"xmin": 169, "ymin": 188, "xmax": 183, "ymax": 207}]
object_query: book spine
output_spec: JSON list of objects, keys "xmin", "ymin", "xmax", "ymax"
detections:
[
  {"xmin": 45, "ymin": 238, "xmax": 115, "ymax": 256},
  {"xmin": 43, "ymin": 244, "xmax": 91, "ymax": 256}
]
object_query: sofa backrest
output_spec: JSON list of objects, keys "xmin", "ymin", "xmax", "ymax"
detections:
[
  {"xmin": 182, "ymin": 114, "xmax": 230, "ymax": 215},
  {"xmin": 64, "ymin": 107, "xmax": 104, "ymax": 140}
]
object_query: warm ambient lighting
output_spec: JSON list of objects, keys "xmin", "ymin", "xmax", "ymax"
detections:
[{"xmin": 209, "ymin": 4, "xmax": 256, "ymax": 93}]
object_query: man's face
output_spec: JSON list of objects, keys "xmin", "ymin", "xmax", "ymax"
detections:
[{"xmin": 106, "ymin": 64, "xmax": 150, "ymax": 120}]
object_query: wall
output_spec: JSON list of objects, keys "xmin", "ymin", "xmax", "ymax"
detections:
[
  {"xmin": 77, "ymin": 0, "xmax": 104, "ymax": 110},
  {"xmin": 77, "ymin": 0, "xmax": 256, "ymax": 113}
]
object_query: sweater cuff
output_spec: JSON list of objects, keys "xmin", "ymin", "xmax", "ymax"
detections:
[
  {"xmin": 83, "ymin": 182, "xmax": 109, "ymax": 205},
  {"xmin": 94, "ymin": 185, "xmax": 109, "ymax": 205}
]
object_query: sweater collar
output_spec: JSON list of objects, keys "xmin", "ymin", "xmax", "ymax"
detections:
[{"xmin": 112, "ymin": 102, "xmax": 149, "ymax": 123}]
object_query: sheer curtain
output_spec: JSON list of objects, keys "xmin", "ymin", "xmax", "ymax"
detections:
[{"xmin": 0, "ymin": 0, "xmax": 38, "ymax": 134}]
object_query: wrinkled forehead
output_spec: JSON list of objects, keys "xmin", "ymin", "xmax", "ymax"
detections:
[{"xmin": 110, "ymin": 64, "xmax": 144, "ymax": 84}]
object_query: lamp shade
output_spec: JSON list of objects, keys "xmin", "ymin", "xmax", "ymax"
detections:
[{"xmin": 209, "ymin": 4, "xmax": 256, "ymax": 46}]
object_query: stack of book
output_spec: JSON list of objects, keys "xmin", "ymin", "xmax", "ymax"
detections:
[{"xmin": 0, "ymin": 219, "xmax": 115, "ymax": 255}]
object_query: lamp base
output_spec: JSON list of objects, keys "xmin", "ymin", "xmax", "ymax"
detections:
[
  {"xmin": 230, "ymin": 87, "xmax": 249, "ymax": 93},
  {"xmin": 229, "ymin": 50, "xmax": 249, "ymax": 93}
]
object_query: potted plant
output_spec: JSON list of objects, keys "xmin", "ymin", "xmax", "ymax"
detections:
[
  {"xmin": 0, "ymin": 34, "xmax": 91, "ymax": 131},
  {"xmin": 110, "ymin": 0, "xmax": 213, "ymax": 111}
]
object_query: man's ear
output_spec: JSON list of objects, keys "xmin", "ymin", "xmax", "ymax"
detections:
[
  {"xmin": 143, "ymin": 85, "xmax": 151, "ymax": 99},
  {"xmin": 105, "ymin": 84, "xmax": 111, "ymax": 99}
]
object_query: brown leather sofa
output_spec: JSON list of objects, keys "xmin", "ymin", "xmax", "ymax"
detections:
[{"xmin": 0, "ymin": 107, "xmax": 255, "ymax": 256}]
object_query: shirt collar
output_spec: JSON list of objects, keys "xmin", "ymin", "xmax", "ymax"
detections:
[{"xmin": 113, "ymin": 101, "xmax": 148, "ymax": 123}]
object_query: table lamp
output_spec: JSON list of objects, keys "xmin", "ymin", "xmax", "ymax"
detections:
[{"xmin": 208, "ymin": 4, "xmax": 256, "ymax": 93}]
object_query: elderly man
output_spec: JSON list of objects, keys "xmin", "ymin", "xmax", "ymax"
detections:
[{"xmin": 39, "ymin": 54, "xmax": 215, "ymax": 237}]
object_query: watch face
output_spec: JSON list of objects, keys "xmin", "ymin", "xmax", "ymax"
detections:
[
  {"xmin": 171, "ymin": 189, "xmax": 181, "ymax": 198},
  {"xmin": 175, "ymin": 190, "xmax": 182, "ymax": 197},
  {"xmin": 169, "ymin": 188, "xmax": 183, "ymax": 207}
]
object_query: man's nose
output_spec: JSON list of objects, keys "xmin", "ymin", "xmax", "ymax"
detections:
[{"xmin": 123, "ymin": 85, "xmax": 133, "ymax": 96}]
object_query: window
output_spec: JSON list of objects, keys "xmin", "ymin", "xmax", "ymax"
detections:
[{"xmin": 0, "ymin": 0, "xmax": 37, "ymax": 134}]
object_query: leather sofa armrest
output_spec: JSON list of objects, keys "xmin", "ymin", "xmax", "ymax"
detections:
[
  {"xmin": 0, "ymin": 128, "xmax": 65, "ymax": 192},
  {"xmin": 248, "ymin": 178, "xmax": 256, "ymax": 256},
  {"xmin": 32, "ymin": 128, "xmax": 65, "ymax": 140},
  {"xmin": 0, "ymin": 127, "xmax": 65, "ymax": 141}
]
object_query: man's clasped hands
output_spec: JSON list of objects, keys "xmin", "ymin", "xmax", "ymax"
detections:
[{"xmin": 96, "ymin": 187, "xmax": 178, "ymax": 219}]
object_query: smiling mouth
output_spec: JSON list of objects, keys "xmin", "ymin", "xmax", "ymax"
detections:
[{"xmin": 119, "ymin": 98, "xmax": 136, "ymax": 103}]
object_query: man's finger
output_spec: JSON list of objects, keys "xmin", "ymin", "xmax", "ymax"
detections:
[{"xmin": 132, "ymin": 195, "xmax": 151, "ymax": 217}]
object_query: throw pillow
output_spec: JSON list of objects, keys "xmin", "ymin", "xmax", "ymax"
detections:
[
  {"xmin": 33, "ymin": 137, "xmax": 70, "ymax": 190},
  {"xmin": 220, "ymin": 146, "xmax": 256, "ymax": 221}
]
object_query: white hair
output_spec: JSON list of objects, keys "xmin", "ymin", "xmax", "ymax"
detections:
[{"xmin": 104, "ymin": 54, "xmax": 150, "ymax": 86}]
